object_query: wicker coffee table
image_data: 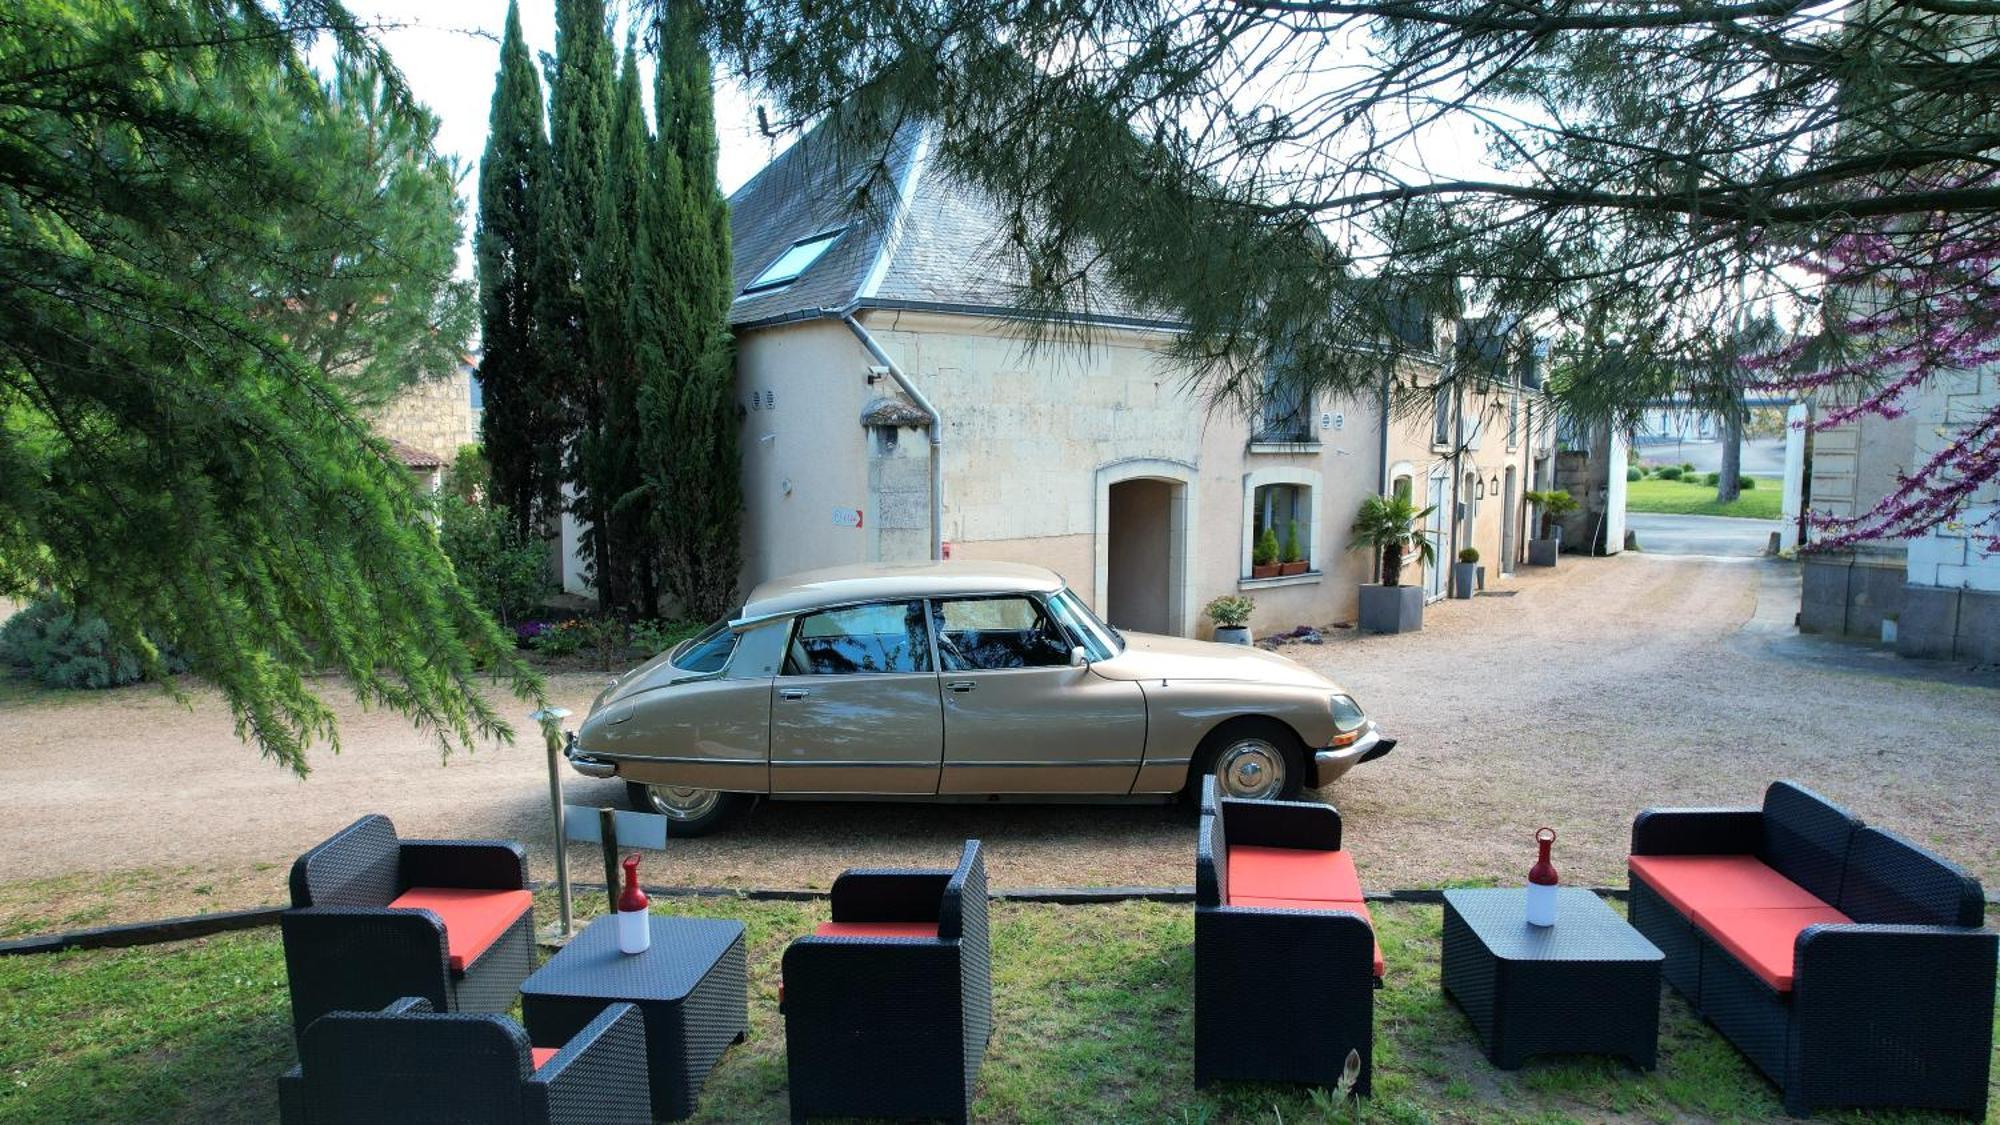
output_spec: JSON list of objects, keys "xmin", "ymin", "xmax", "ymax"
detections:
[
  {"xmin": 520, "ymin": 915, "xmax": 748, "ymax": 1121},
  {"xmin": 1441, "ymin": 888, "xmax": 1663, "ymax": 1069}
]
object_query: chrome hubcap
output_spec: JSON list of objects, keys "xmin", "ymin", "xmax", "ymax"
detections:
[
  {"xmin": 643, "ymin": 785, "xmax": 721, "ymax": 822},
  {"xmin": 1215, "ymin": 739, "xmax": 1285, "ymax": 799}
]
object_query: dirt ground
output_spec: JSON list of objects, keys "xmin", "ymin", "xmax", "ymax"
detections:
[{"xmin": 3, "ymin": 554, "xmax": 1997, "ymax": 934}]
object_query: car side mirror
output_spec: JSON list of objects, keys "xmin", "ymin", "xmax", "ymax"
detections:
[{"xmin": 1069, "ymin": 645, "xmax": 1089, "ymax": 668}]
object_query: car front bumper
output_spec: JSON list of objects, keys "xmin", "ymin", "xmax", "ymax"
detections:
[{"xmin": 1312, "ymin": 728, "xmax": 1395, "ymax": 788}]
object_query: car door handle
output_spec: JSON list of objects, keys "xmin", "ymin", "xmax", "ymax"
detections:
[
  {"xmin": 946, "ymin": 680, "xmax": 976, "ymax": 693},
  {"xmin": 779, "ymin": 688, "xmax": 810, "ymax": 701}
]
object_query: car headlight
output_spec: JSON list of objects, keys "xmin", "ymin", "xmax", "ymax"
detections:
[{"xmin": 1328, "ymin": 694, "xmax": 1368, "ymax": 746}]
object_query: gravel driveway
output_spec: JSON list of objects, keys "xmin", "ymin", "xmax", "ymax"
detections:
[{"xmin": 3, "ymin": 555, "xmax": 1996, "ymax": 932}]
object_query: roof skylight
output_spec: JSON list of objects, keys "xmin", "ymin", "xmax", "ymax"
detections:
[{"xmin": 741, "ymin": 229, "xmax": 844, "ymax": 295}]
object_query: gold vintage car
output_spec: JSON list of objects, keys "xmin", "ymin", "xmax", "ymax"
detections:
[{"xmin": 566, "ymin": 562, "xmax": 1393, "ymax": 835}]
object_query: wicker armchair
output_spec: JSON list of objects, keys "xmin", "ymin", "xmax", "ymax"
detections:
[
  {"xmin": 1196, "ymin": 795, "xmax": 1379, "ymax": 1094},
  {"xmin": 1630, "ymin": 781, "xmax": 1995, "ymax": 1117},
  {"xmin": 277, "ymin": 997, "xmax": 650, "ymax": 1124},
  {"xmin": 280, "ymin": 814, "xmax": 535, "ymax": 1044},
  {"xmin": 780, "ymin": 840, "xmax": 992, "ymax": 1123}
]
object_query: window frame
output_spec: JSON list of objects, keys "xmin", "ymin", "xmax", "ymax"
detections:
[
  {"xmin": 741, "ymin": 228, "xmax": 846, "ymax": 295},
  {"xmin": 927, "ymin": 594, "xmax": 1075, "ymax": 673}
]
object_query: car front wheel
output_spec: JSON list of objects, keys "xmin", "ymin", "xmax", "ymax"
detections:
[
  {"xmin": 1195, "ymin": 719, "xmax": 1307, "ymax": 802},
  {"xmin": 626, "ymin": 782, "xmax": 747, "ymax": 838}
]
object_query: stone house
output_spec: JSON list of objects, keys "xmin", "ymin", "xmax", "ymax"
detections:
[
  {"xmin": 367, "ymin": 357, "xmax": 479, "ymax": 492},
  {"xmin": 1798, "ymin": 370, "xmax": 1999, "ymax": 662},
  {"xmin": 679, "ymin": 121, "xmax": 1557, "ymax": 637}
]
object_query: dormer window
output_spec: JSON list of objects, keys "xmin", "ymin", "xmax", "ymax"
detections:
[{"xmin": 741, "ymin": 228, "xmax": 844, "ymax": 295}]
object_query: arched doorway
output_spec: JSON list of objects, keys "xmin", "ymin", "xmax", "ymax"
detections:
[{"xmin": 1095, "ymin": 459, "xmax": 1197, "ymax": 636}]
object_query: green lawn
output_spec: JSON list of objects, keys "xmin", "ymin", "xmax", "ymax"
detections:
[
  {"xmin": 2, "ymin": 895, "xmax": 1993, "ymax": 1124},
  {"xmin": 1626, "ymin": 475, "xmax": 1784, "ymax": 519}
]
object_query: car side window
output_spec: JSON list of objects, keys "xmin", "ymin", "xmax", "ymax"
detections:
[
  {"xmin": 931, "ymin": 597, "xmax": 1072, "ymax": 671},
  {"xmin": 785, "ymin": 600, "xmax": 933, "ymax": 675}
]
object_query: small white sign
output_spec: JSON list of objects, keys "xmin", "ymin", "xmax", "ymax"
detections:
[
  {"xmin": 833, "ymin": 507, "xmax": 864, "ymax": 528},
  {"xmin": 564, "ymin": 806, "xmax": 670, "ymax": 850}
]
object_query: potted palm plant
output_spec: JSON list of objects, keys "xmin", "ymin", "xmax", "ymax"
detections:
[
  {"xmin": 1251, "ymin": 526, "xmax": 1281, "ymax": 579},
  {"xmin": 1349, "ymin": 493, "xmax": 1436, "ymax": 633},
  {"xmin": 1204, "ymin": 595, "xmax": 1256, "ymax": 645},
  {"xmin": 1453, "ymin": 547, "xmax": 1480, "ymax": 600},
  {"xmin": 1524, "ymin": 489, "xmax": 1579, "ymax": 566},
  {"xmin": 1279, "ymin": 520, "xmax": 1307, "ymax": 576}
]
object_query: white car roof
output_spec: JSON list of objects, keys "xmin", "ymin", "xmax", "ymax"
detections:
[{"xmin": 738, "ymin": 561, "xmax": 1066, "ymax": 622}]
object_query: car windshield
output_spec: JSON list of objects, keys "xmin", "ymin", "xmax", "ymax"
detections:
[
  {"xmin": 671, "ymin": 619, "xmax": 737, "ymax": 674},
  {"xmin": 1045, "ymin": 587, "xmax": 1124, "ymax": 658}
]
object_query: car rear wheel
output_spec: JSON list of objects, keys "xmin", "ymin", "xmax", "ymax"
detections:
[
  {"xmin": 1194, "ymin": 719, "xmax": 1307, "ymax": 802},
  {"xmin": 626, "ymin": 782, "xmax": 747, "ymax": 838}
]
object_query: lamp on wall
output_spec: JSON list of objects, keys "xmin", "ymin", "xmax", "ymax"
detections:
[
  {"xmin": 1475, "ymin": 477, "xmax": 1486, "ymax": 499},
  {"xmin": 1490, "ymin": 474, "xmax": 1501, "ymax": 495}
]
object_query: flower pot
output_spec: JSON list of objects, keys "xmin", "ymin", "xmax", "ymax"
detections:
[
  {"xmin": 1279, "ymin": 561, "xmax": 1307, "ymax": 576},
  {"xmin": 1451, "ymin": 562, "xmax": 1479, "ymax": 599},
  {"xmin": 1213, "ymin": 625, "xmax": 1252, "ymax": 646},
  {"xmin": 1527, "ymin": 538, "xmax": 1560, "ymax": 567},
  {"xmin": 1476, "ymin": 565, "xmax": 1487, "ymax": 591},
  {"xmin": 1357, "ymin": 583, "xmax": 1424, "ymax": 634},
  {"xmin": 1251, "ymin": 563, "xmax": 1281, "ymax": 579}
]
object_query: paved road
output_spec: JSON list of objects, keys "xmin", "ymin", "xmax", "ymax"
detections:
[
  {"xmin": 1632, "ymin": 436, "xmax": 1786, "ymax": 476},
  {"xmin": 1627, "ymin": 511, "xmax": 1783, "ymax": 557}
]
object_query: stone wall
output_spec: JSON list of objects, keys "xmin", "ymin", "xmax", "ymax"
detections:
[{"xmin": 368, "ymin": 369, "xmax": 476, "ymax": 465}]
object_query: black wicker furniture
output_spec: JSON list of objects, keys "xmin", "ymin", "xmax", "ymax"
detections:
[
  {"xmin": 280, "ymin": 814, "xmax": 534, "ymax": 1043},
  {"xmin": 1195, "ymin": 792, "xmax": 1382, "ymax": 1093},
  {"xmin": 519, "ymin": 914, "xmax": 748, "ymax": 1122},
  {"xmin": 276, "ymin": 996, "xmax": 651, "ymax": 1124},
  {"xmin": 780, "ymin": 839, "xmax": 993, "ymax": 1123},
  {"xmin": 1629, "ymin": 780, "xmax": 1996, "ymax": 1117},
  {"xmin": 1441, "ymin": 887, "xmax": 1663, "ymax": 1069}
]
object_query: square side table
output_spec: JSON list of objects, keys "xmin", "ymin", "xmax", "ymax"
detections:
[
  {"xmin": 521, "ymin": 915, "xmax": 748, "ymax": 1121},
  {"xmin": 1441, "ymin": 887, "xmax": 1663, "ymax": 1070}
]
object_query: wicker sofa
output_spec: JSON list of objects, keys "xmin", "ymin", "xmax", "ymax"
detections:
[
  {"xmin": 779, "ymin": 839, "xmax": 993, "ymax": 1123},
  {"xmin": 1629, "ymin": 780, "xmax": 1995, "ymax": 1117},
  {"xmin": 277, "ymin": 996, "xmax": 650, "ymax": 1124},
  {"xmin": 1195, "ymin": 785, "xmax": 1382, "ymax": 1093},
  {"xmin": 280, "ymin": 814, "xmax": 536, "ymax": 1044}
]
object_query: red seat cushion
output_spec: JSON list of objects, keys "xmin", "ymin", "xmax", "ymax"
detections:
[
  {"xmin": 1227, "ymin": 896, "xmax": 1385, "ymax": 978},
  {"xmin": 1691, "ymin": 905, "xmax": 1852, "ymax": 992},
  {"xmin": 1628, "ymin": 854, "xmax": 1827, "ymax": 916},
  {"xmin": 530, "ymin": 1047, "xmax": 559, "ymax": 1071},
  {"xmin": 1228, "ymin": 846, "xmax": 1364, "ymax": 902},
  {"xmin": 813, "ymin": 921, "xmax": 940, "ymax": 939},
  {"xmin": 387, "ymin": 887, "xmax": 534, "ymax": 973}
]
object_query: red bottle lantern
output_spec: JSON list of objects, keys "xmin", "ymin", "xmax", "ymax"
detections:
[
  {"xmin": 1526, "ymin": 827, "xmax": 1558, "ymax": 926},
  {"xmin": 616, "ymin": 853, "xmax": 651, "ymax": 953}
]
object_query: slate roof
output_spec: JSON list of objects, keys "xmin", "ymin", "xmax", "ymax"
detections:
[{"xmin": 726, "ymin": 119, "xmax": 1169, "ymax": 329}]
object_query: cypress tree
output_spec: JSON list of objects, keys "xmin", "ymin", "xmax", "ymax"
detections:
[
  {"xmin": 644, "ymin": 0, "xmax": 740, "ymax": 619},
  {"xmin": 582, "ymin": 44, "xmax": 658, "ymax": 618},
  {"xmin": 538, "ymin": 0, "xmax": 617, "ymax": 611},
  {"xmin": 474, "ymin": 0, "xmax": 553, "ymax": 541}
]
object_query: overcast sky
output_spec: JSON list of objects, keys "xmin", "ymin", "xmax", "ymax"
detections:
[{"xmin": 342, "ymin": 1, "xmax": 785, "ymax": 276}]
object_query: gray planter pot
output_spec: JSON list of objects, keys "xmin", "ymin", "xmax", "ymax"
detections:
[
  {"xmin": 1451, "ymin": 563, "xmax": 1479, "ymax": 599},
  {"xmin": 1357, "ymin": 583, "xmax": 1424, "ymax": 634},
  {"xmin": 1476, "ymin": 565, "xmax": 1487, "ymax": 591},
  {"xmin": 1527, "ymin": 538, "xmax": 1560, "ymax": 567},
  {"xmin": 1213, "ymin": 625, "xmax": 1252, "ymax": 646}
]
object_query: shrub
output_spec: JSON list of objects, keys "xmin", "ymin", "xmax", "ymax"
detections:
[
  {"xmin": 1703, "ymin": 471, "xmax": 1721, "ymax": 486},
  {"xmin": 1739, "ymin": 475, "xmax": 1757, "ymax": 490},
  {"xmin": 530, "ymin": 619, "xmax": 587, "ymax": 657},
  {"xmin": 1458, "ymin": 547, "xmax": 1479, "ymax": 563},
  {"xmin": 432, "ymin": 494, "xmax": 549, "ymax": 627},
  {"xmin": 1281, "ymin": 520, "xmax": 1304, "ymax": 564},
  {"xmin": 1626, "ymin": 467, "xmax": 1641, "ymax": 481},
  {"xmin": 1657, "ymin": 466, "xmax": 1683, "ymax": 480},
  {"xmin": 630, "ymin": 618, "xmax": 702, "ymax": 655},
  {"xmin": 0, "ymin": 598, "xmax": 186, "ymax": 689},
  {"xmin": 1253, "ymin": 526, "xmax": 1280, "ymax": 567},
  {"xmin": 1205, "ymin": 595, "xmax": 1255, "ymax": 628},
  {"xmin": 1681, "ymin": 461, "xmax": 1696, "ymax": 473}
]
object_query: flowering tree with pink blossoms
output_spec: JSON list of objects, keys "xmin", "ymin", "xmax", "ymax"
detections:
[{"xmin": 1747, "ymin": 212, "xmax": 2000, "ymax": 554}]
